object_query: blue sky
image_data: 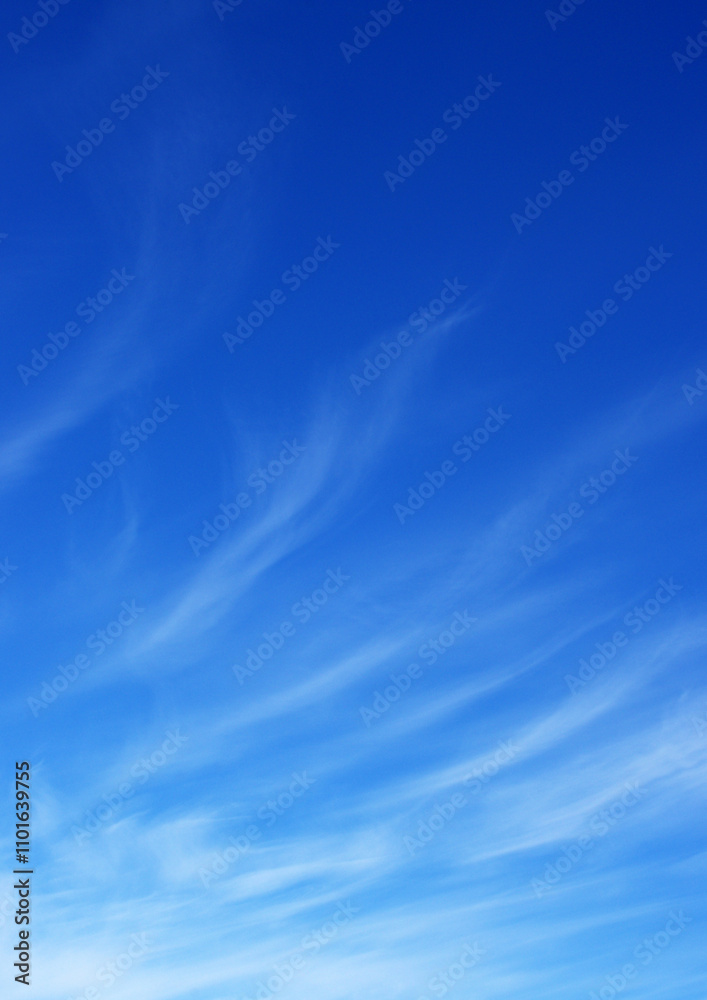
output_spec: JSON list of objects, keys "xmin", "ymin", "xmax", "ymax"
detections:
[{"xmin": 2, "ymin": 0, "xmax": 707, "ymax": 997}]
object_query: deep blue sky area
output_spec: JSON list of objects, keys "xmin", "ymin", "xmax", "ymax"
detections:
[{"xmin": 1, "ymin": 1, "xmax": 706, "ymax": 999}]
